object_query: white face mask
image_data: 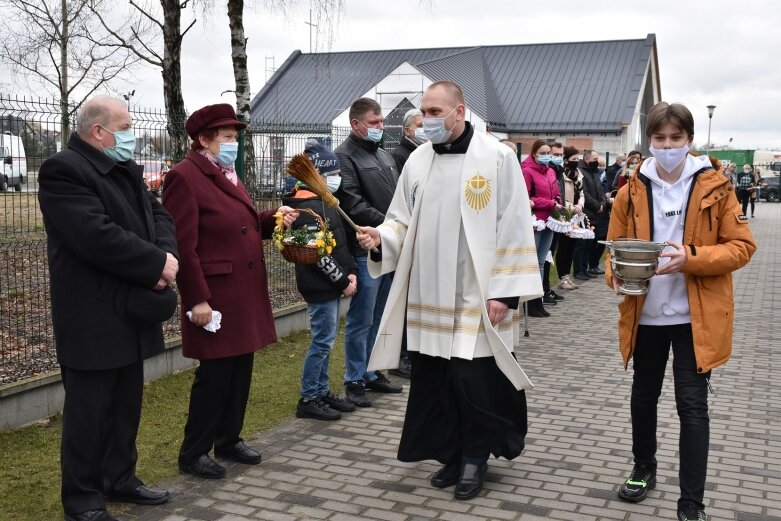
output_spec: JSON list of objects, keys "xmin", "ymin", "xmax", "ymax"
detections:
[
  {"xmin": 422, "ymin": 107, "xmax": 457, "ymax": 144},
  {"xmin": 413, "ymin": 127, "xmax": 428, "ymax": 144},
  {"xmin": 325, "ymin": 175, "xmax": 341, "ymax": 192},
  {"xmin": 649, "ymin": 144, "xmax": 690, "ymax": 173}
]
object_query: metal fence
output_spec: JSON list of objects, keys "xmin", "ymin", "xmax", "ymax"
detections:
[{"xmin": 0, "ymin": 95, "xmax": 405, "ymax": 384}]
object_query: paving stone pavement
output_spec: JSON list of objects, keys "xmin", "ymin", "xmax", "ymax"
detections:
[{"xmin": 125, "ymin": 203, "xmax": 780, "ymax": 521}]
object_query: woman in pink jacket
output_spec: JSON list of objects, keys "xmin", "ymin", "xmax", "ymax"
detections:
[{"xmin": 522, "ymin": 139, "xmax": 562, "ymax": 317}]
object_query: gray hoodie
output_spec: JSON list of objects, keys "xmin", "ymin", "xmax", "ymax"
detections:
[{"xmin": 638, "ymin": 154, "xmax": 712, "ymax": 326}]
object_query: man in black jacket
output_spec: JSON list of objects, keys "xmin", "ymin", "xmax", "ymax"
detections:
[
  {"xmin": 574, "ymin": 149, "xmax": 608, "ymax": 280},
  {"xmin": 390, "ymin": 108, "xmax": 426, "ymax": 173},
  {"xmin": 38, "ymin": 96, "xmax": 179, "ymax": 521},
  {"xmin": 334, "ymin": 97, "xmax": 403, "ymax": 407}
]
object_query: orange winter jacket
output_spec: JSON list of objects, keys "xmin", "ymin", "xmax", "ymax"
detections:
[{"xmin": 605, "ymin": 156, "xmax": 756, "ymax": 374}]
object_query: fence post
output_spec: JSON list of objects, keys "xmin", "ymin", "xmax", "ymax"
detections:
[{"xmin": 236, "ymin": 113, "xmax": 246, "ymax": 182}]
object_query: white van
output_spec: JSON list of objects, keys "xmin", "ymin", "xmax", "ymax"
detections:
[{"xmin": 0, "ymin": 132, "xmax": 27, "ymax": 191}]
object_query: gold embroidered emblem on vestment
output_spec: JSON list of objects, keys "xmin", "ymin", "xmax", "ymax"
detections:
[{"xmin": 464, "ymin": 173, "xmax": 491, "ymax": 211}]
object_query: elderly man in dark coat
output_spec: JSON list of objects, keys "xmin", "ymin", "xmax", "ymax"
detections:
[
  {"xmin": 38, "ymin": 95, "xmax": 179, "ymax": 521},
  {"xmin": 163, "ymin": 104, "xmax": 298, "ymax": 480}
]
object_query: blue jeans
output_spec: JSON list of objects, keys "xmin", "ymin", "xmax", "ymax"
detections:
[
  {"xmin": 533, "ymin": 228, "xmax": 555, "ymax": 281},
  {"xmin": 343, "ymin": 255, "xmax": 391, "ymax": 383},
  {"xmin": 300, "ymin": 299, "xmax": 341, "ymax": 400}
]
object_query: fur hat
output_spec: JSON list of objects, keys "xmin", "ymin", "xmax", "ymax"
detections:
[{"xmin": 185, "ymin": 104, "xmax": 247, "ymax": 139}]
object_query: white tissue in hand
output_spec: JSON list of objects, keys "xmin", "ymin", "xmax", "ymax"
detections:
[{"xmin": 186, "ymin": 310, "xmax": 222, "ymax": 333}]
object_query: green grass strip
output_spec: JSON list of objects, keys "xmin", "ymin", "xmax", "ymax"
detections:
[{"xmin": 0, "ymin": 326, "xmax": 346, "ymax": 521}]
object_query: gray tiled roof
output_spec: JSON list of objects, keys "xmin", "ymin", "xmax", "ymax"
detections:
[{"xmin": 250, "ymin": 34, "xmax": 657, "ymax": 133}]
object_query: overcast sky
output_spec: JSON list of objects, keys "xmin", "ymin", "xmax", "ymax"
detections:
[{"xmin": 11, "ymin": 0, "xmax": 781, "ymax": 150}]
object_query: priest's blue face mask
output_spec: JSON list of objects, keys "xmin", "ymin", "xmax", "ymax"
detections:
[
  {"xmin": 422, "ymin": 107, "xmax": 457, "ymax": 144},
  {"xmin": 100, "ymin": 126, "xmax": 136, "ymax": 162}
]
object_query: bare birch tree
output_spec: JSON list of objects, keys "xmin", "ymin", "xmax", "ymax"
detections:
[
  {"xmin": 88, "ymin": 0, "xmax": 198, "ymax": 162},
  {"xmin": 226, "ymin": 0, "xmax": 343, "ymax": 191},
  {"xmin": 0, "ymin": 0, "xmax": 137, "ymax": 148}
]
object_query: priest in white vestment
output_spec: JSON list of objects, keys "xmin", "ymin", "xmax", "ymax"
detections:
[{"xmin": 356, "ymin": 81, "xmax": 543, "ymax": 501}]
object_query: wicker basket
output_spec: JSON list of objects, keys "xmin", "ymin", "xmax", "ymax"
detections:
[{"xmin": 279, "ymin": 208, "xmax": 325, "ymax": 265}]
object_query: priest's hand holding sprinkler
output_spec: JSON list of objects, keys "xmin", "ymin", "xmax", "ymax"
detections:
[{"xmin": 356, "ymin": 226, "xmax": 380, "ymax": 251}]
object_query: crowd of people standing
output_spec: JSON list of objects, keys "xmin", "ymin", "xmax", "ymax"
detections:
[{"xmin": 38, "ymin": 89, "xmax": 754, "ymax": 521}]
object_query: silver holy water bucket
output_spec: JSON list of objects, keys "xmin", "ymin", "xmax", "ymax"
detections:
[{"xmin": 598, "ymin": 239, "xmax": 668, "ymax": 296}]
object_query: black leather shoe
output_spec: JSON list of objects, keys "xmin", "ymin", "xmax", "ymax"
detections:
[
  {"xmin": 454, "ymin": 461, "xmax": 487, "ymax": 500},
  {"xmin": 365, "ymin": 371, "xmax": 403, "ymax": 393},
  {"xmin": 588, "ymin": 267, "xmax": 606, "ymax": 275},
  {"xmin": 215, "ymin": 440, "xmax": 262, "ymax": 465},
  {"xmin": 105, "ymin": 484, "xmax": 169, "ymax": 505},
  {"xmin": 179, "ymin": 454, "xmax": 226, "ymax": 479},
  {"xmin": 64, "ymin": 509, "xmax": 119, "ymax": 521},
  {"xmin": 388, "ymin": 357, "xmax": 412, "ymax": 379},
  {"xmin": 430, "ymin": 461, "xmax": 460, "ymax": 488},
  {"xmin": 574, "ymin": 272, "xmax": 591, "ymax": 281}
]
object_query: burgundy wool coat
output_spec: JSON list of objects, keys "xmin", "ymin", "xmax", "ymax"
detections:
[{"xmin": 163, "ymin": 150, "xmax": 277, "ymax": 360}]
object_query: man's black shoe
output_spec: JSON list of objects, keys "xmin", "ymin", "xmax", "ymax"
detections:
[
  {"xmin": 64, "ymin": 509, "xmax": 118, "ymax": 521},
  {"xmin": 454, "ymin": 461, "xmax": 487, "ymax": 500},
  {"xmin": 574, "ymin": 272, "xmax": 591, "ymax": 281},
  {"xmin": 388, "ymin": 357, "xmax": 412, "ymax": 379},
  {"xmin": 320, "ymin": 391, "xmax": 355, "ymax": 412},
  {"xmin": 345, "ymin": 381, "xmax": 372, "ymax": 407},
  {"xmin": 105, "ymin": 485, "xmax": 169, "ymax": 505},
  {"xmin": 617, "ymin": 465, "xmax": 656, "ymax": 503},
  {"xmin": 677, "ymin": 501, "xmax": 706, "ymax": 521},
  {"xmin": 365, "ymin": 371, "xmax": 403, "ymax": 393},
  {"xmin": 588, "ymin": 267, "xmax": 606, "ymax": 275},
  {"xmin": 215, "ymin": 440, "xmax": 262, "ymax": 465},
  {"xmin": 430, "ymin": 461, "xmax": 460, "ymax": 488},
  {"xmin": 179, "ymin": 454, "xmax": 226, "ymax": 479},
  {"xmin": 296, "ymin": 397, "xmax": 341, "ymax": 420},
  {"xmin": 549, "ymin": 289, "xmax": 565, "ymax": 301}
]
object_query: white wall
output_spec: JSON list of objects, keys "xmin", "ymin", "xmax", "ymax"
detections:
[{"xmin": 331, "ymin": 62, "xmax": 487, "ymax": 133}]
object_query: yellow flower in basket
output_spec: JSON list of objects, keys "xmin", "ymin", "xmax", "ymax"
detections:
[{"xmin": 272, "ymin": 207, "xmax": 337, "ymax": 263}]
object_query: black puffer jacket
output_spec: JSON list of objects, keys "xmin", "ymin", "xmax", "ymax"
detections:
[
  {"xmin": 282, "ymin": 191, "xmax": 357, "ymax": 303},
  {"xmin": 334, "ymin": 133, "xmax": 399, "ymax": 256}
]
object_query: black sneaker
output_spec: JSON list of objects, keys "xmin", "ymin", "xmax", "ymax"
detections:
[
  {"xmin": 617, "ymin": 465, "xmax": 656, "ymax": 503},
  {"xmin": 296, "ymin": 398, "xmax": 341, "ymax": 421},
  {"xmin": 366, "ymin": 371, "xmax": 403, "ymax": 393},
  {"xmin": 388, "ymin": 357, "xmax": 412, "ymax": 379},
  {"xmin": 345, "ymin": 381, "xmax": 372, "ymax": 407},
  {"xmin": 320, "ymin": 391, "xmax": 356, "ymax": 412},
  {"xmin": 542, "ymin": 292, "xmax": 558, "ymax": 305},
  {"xmin": 677, "ymin": 502, "xmax": 706, "ymax": 521},
  {"xmin": 549, "ymin": 289, "xmax": 564, "ymax": 301}
]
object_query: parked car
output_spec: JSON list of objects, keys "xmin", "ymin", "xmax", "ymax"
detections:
[
  {"xmin": 138, "ymin": 160, "xmax": 168, "ymax": 195},
  {"xmin": 759, "ymin": 176, "xmax": 779, "ymax": 202},
  {"xmin": 0, "ymin": 132, "xmax": 27, "ymax": 192}
]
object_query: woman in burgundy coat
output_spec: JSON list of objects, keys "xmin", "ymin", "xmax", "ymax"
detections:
[{"xmin": 163, "ymin": 104, "xmax": 297, "ymax": 480}]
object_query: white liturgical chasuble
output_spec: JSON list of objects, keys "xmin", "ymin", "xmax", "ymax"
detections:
[{"xmin": 366, "ymin": 130, "xmax": 543, "ymax": 390}]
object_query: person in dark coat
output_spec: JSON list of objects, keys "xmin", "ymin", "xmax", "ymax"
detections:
[
  {"xmin": 38, "ymin": 95, "xmax": 179, "ymax": 521},
  {"xmin": 162, "ymin": 104, "xmax": 298, "ymax": 480},
  {"xmin": 390, "ymin": 108, "xmax": 426, "ymax": 173},
  {"xmin": 574, "ymin": 149, "xmax": 608, "ymax": 280}
]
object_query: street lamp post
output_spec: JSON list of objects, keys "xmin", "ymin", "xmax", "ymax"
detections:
[{"xmin": 706, "ymin": 105, "xmax": 716, "ymax": 154}]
